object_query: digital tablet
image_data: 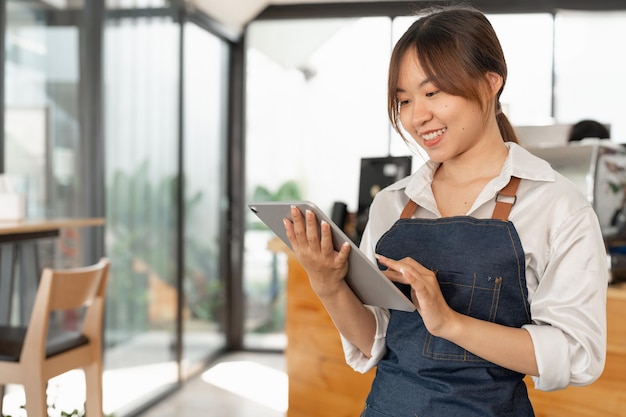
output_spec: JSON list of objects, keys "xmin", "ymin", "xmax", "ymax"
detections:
[{"xmin": 248, "ymin": 201, "xmax": 416, "ymax": 312}]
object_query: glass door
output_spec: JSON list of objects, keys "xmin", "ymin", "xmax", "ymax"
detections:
[{"xmin": 181, "ymin": 20, "xmax": 229, "ymax": 377}]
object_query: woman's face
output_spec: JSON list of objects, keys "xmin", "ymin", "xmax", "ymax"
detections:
[{"xmin": 395, "ymin": 50, "xmax": 497, "ymax": 164}]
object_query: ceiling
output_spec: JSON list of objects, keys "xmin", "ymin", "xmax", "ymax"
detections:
[
  {"xmin": 187, "ymin": 0, "xmax": 626, "ymax": 37},
  {"xmin": 187, "ymin": 0, "xmax": 389, "ymax": 35}
]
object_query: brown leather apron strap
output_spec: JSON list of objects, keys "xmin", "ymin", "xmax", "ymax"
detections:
[
  {"xmin": 492, "ymin": 176, "xmax": 521, "ymax": 221},
  {"xmin": 399, "ymin": 176, "xmax": 521, "ymax": 221},
  {"xmin": 400, "ymin": 200, "xmax": 419, "ymax": 219}
]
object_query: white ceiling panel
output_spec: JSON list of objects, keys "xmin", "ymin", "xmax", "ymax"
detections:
[{"xmin": 188, "ymin": 0, "xmax": 386, "ymax": 35}]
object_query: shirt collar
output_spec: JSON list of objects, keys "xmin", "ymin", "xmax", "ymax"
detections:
[
  {"xmin": 398, "ymin": 141, "xmax": 555, "ymax": 202},
  {"xmin": 506, "ymin": 142, "xmax": 555, "ymax": 182}
]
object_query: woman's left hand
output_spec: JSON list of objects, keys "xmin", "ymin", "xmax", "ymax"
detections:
[{"xmin": 376, "ymin": 254, "xmax": 455, "ymax": 337}]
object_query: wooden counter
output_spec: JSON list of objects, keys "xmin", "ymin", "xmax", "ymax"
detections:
[
  {"xmin": 284, "ymin": 250, "xmax": 375, "ymax": 417},
  {"xmin": 0, "ymin": 217, "xmax": 105, "ymax": 237},
  {"xmin": 525, "ymin": 285, "xmax": 626, "ymax": 417},
  {"xmin": 283, "ymin": 242, "xmax": 626, "ymax": 417}
]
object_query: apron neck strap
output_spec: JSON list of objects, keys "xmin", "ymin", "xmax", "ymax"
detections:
[
  {"xmin": 400, "ymin": 176, "xmax": 521, "ymax": 221},
  {"xmin": 400, "ymin": 200, "xmax": 419, "ymax": 219},
  {"xmin": 491, "ymin": 176, "xmax": 521, "ymax": 221}
]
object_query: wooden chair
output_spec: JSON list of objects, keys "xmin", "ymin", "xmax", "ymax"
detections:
[{"xmin": 0, "ymin": 258, "xmax": 110, "ymax": 417}]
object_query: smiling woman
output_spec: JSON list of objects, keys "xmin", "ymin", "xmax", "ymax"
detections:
[
  {"xmin": 243, "ymin": 8, "xmax": 614, "ymax": 357},
  {"xmin": 279, "ymin": 6, "xmax": 608, "ymax": 417}
]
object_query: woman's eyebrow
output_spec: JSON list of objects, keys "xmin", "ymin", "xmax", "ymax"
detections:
[
  {"xmin": 396, "ymin": 78, "xmax": 432, "ymax": 93},
  {"xmin": 419, "ymin": 77, "xmax": 433, "ymax": 87}
]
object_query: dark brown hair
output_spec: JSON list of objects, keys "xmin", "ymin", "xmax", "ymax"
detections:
[
  {"xmin": 568, "ymin": 119, "xmax": 610, "ymax": 142},
  {"xmin": 388, "ymin": 6, "xmax": 518, "ymax": 143}
]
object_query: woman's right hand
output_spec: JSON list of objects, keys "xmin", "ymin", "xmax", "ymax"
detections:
[
  {"xmin": 284, "ymin": 206, "xmax": 378, "ymax": 357},
  {"xmin": 283, "ymin": 205, "xmax": 351, "ymax": 299}
]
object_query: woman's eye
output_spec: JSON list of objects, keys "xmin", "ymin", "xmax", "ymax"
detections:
[
  {"xmin": 397, "ymin": 98, "xmax": 410, "ymax": 107},
  {"xmin": 426, "ymin": 90, "xmax": 439, "ymax": 98}
]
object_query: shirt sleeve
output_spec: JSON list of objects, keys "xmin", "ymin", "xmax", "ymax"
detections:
[
  {"xmin": 525, "ymin": 205, "xmax": 608, "ymax": 391},
  {"xmin": 340, "ymin": 305, "xmax": 390, "ymax": 373}
]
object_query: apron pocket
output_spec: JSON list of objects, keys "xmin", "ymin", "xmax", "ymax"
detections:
[
  {"xmin": 361, "ymin": 403, "xmax": 396, "ymax": 417},
  {"xmin": 422, "ymin": 270, "xmax": 502, "ymax": 362}
]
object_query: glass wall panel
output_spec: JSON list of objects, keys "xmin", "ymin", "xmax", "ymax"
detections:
[
  {"xmin": 103, "ymin": 15, "xmax": 180, "ymax": 415},
  {"xmin": 3, "ymin": 1, "xmax": 88, "ymax": 415},
  {"xmin": 244, "ymin": 17, "xmax": 394, "ymax": 350},
  {"xmin": 5, "ymin": 3, "xmax": 82, "ymax": 223},
  {"xmin": 4, "ymin": 2, "xmax": 232, "ymax": 414},
  {"xmin": 554, "ymin": 10, "xmax": 626, "ymax": 141},
  {"xmin": 181, "ymin": 21, "xmax": 228, "ymax": 375}
]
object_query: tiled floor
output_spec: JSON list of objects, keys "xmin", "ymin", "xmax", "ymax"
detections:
[{"xmin": 137, "ymin": 351, "xmax": 287, "ymax": 417}]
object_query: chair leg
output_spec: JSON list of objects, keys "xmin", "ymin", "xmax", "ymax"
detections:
[
  {"xmin": 1, "ymin": 384, "xmax": 5, "ymax": 417},
  {"xmin": 84, "ymin": 363, "xmax": 104, "ymax": 417},
  {"xmin": 23, "ymin": 379, "xmax": 48, "ymax": 417}
]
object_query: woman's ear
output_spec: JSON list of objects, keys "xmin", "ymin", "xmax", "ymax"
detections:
[{"xmin": 485, "ymin": 72, "xmax": 504, "ymax": 97}]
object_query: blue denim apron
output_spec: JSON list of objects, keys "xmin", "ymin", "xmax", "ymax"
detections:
[{"xmin": 362, "ymin": 177, "xmax": 535, "ymax": 417}]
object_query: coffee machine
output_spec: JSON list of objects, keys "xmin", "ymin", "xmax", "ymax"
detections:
[{"xmin": 528, "ymin": 140, "xmax": 626, "ymax": 283}]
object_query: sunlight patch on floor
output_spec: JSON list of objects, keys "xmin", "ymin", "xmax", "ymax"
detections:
[
  {"xmin": 201, "ymin": 360, "xmax": 288, "ymax": 412},
  {"xmin": 2, "ymin": 371, "xmax": 87, "ymax": 417},
  {"xmin": 1, "ymin": 362, "xmax": 180, "ymax": 417},
  {"xmin": 103, "ymin": 361, "xmax": 179, "ymax": 412}
]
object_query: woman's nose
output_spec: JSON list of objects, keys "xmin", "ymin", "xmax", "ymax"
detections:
[{"xmin": 410, "ymin": 102, "xmax": 432, "ymax": 127}]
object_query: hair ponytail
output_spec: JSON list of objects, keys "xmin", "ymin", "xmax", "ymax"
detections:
[{"xmin": 496, "ymin": 112, "xmax": 519, "ymax": 144}]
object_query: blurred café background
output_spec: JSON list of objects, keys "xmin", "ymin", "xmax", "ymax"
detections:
[{"xmin": 2, "ymin": 1, "xmax": 626, "ymax": 416}]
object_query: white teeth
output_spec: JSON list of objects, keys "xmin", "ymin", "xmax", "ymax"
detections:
[{"xmin": 421, "ymin": 127, "xmax": 447, "ymax": 141}]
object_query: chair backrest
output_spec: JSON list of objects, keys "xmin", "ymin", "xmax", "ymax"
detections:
[{"xmin": 22, "ymin": 258, "xmax": 110, "ymax": 359}]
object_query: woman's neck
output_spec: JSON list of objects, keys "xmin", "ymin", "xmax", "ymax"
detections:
[
  {"xmin": 435, "ymin": 140, "xmax": 509, "ymax": 186},
  {"xmin": 431, "ymin": 141, "xmax": 509, "ymax": 217}
]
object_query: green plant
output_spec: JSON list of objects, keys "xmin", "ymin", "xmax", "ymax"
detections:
[
  {"xmin": 106, "ymin": 159, "xmax": 225, "ymax": 340},
  {"xmin": 248, "ymin": 180, "xmax": 303, "ymax": 231},
  {"xmin": 247, "ymin": 180, "xmax": 303, "ymax": 333},
  {"xmin": 2, "ymin": 403, "xmax": 115, "ymax": 417},
  {"xmin": 251, "ymin": 179, "xmax": 302, "ymax": 202}
]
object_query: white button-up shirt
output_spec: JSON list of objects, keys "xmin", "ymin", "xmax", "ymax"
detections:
[{"xmin": 341, "ymin": 142, "xmax": 608, "ymax": 392}]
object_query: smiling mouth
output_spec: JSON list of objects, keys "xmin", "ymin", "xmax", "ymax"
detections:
[{"xmin": 421, "ymin": 127, "xmax": 447, "ymax": 141}]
